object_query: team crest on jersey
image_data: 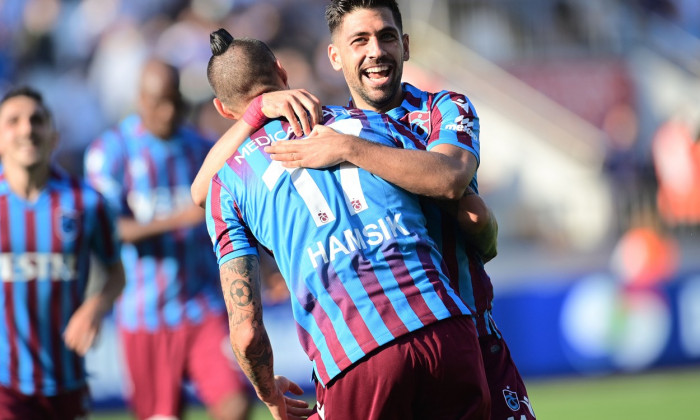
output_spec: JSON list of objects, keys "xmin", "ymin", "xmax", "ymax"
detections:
[
  {"xmin": 407, "ymin": 111, "xmax": 430, "ymax": 136},
  {"xmin": 503, "ymin": 388, "xmax": 520, "ymax": 411},
  {"xmin": 318, "ymin": 211, "xmax": 330, "ymax": 223},
  {"xmin": 55, "ymin": 209, "xmax": 79, "ymax": 242},
  {"xmin": 351, "ymin": 199, "xmax": 363, "ymax": 212}
]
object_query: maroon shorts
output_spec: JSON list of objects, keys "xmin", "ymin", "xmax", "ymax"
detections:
[
  {"xmin": 480, "ymin": 332, "xmax": 536, "ymax": 420},
  {"xmin": 0, "ymin": 385, "xmax": 90, "ymax": 420},
  {"xmin": 310, "ymin": 315, "xmax": 490, "ymax": 420},
  {"xmin": 120, "ymin": 314, "xmax": 248, "ymax": 420}
]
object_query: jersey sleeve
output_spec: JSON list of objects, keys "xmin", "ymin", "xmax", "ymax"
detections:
[
  {"xmin": 205, "ymin": 173, "xmax": 259, "ymax": 267},
  {"xmin": 83, "ymin": 130, "xmax": 128, "ymax": 216},
  {"xmin": 385, "ymin": 117, "xmax": 423, "ymax": 150},
  {"xmin": 426, "ymin": 91, "xmax": 481, "ymax": 165},
  {"xmin": 88, "ymin": 188, "xmax": 122, "ymax": 265}
]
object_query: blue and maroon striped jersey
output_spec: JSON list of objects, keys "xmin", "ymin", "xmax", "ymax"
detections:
[
  {"xmin": 84, "ymin": 114, "xmax": 224, "ymax": 332},
  {"xmin": 0, "ymin": 168, "xmax": 121, "ymax": 396},
  {"xmin": 206, "ymin": 106, "xmax": 470, "ymax": 386},
  {"xmin": 352, "ymin": 82, "xmax": 497, "ymax": 337}
]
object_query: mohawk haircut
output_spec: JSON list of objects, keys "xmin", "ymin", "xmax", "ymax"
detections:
[
  {"xmin": 325, "ymin": 0, "xmax": 403, "ymax": 36},
  {"xmin": 206, "ymin": 28, "xmax": 279, "ymax": 109}
]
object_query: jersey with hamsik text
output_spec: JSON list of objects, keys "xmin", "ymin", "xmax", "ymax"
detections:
[
  {"xmin": 84, "ymin": 114, "xmax": 224, "ymax": 332},
  {"xmin": 0, "ymin": 168, "xmax": 120, "ymax": 396},
  {"xmin": 206, "ymin": 106, "xmax": 470, "ymax": 386},
  {"xmin": 352, "ymin": 82, "xmax": 497, "ymax": 338}
]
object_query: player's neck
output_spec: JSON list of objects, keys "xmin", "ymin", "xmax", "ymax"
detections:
[
  {"xmin": 2, "ymin": 161, "xmax": 49, "ymax": 201},
  {"xmin": 353, "ymin": 89, "xmax": 404, "ymax": 114}
]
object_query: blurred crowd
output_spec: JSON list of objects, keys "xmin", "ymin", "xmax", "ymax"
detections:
[
  {"xmin": 426, "ymin": 0, "xmax": 700, "ymax": 255},
  {"xmin": 1, "ymin": 0, "xmax": 699, "ymax": 274},
  {"xmin": 0, "ymin": 0, "xmax": 348, "ymax": 174}
]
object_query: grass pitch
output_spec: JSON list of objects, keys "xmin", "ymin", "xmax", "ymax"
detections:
[{"xmin": 93, "ymin": 367, "xmax": 699, "ymax": 419}]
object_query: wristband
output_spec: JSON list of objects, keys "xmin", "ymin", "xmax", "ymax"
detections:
[{"xmin": 242, "ymin": 95, "xmax": 267, "ymax": 128}]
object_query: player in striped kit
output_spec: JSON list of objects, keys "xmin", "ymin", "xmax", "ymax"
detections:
[
  {"xmin": 84, "ymin": 60, "xmax": 250, "ymax": 420},
  {"xmin": 262, "ymin": 1, "xmax": 536, "ymax": 419},
  {"xmin": 205, "ymin": 31, "xmax": 489, "ymax": 420},
  {"xmin": 0, "ymin": 86, "xmax": 125, "ymax": 419}
]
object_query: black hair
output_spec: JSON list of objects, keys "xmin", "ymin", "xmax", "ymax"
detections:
[
  {"xmin": 206, "ymin": 28, "xmax": 280, "ymax": 109},
  {"xmin": 210, "ymin": 28, "xmax": 234, "ymax": 57},
  {"xmin": 1, "ymin": 86, "xmax": 44, "ymax": 108},
  {"xmin": 0, "ymin": 85, "xmax": 52, "ymax": 124},
  {"xmin": 325, "ymin": 0, "xmax": 403, "ymax": 36}
]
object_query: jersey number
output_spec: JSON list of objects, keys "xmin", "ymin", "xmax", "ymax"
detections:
[{"xmin": 261, "ymin": 119, "xmax": 369, "ymax": 227}]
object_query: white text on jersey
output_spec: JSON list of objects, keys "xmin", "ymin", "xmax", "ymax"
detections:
[
  {"xmin": 0, "ymin": 253, "xmax": 78, "ymax": 282},
  {"xmin": 234, "ymin": 126, "xmax": 295, "ymax": 165},
  {"xmin": 306, "ymin": 213, "xmax": 411, "ymax": 268}
]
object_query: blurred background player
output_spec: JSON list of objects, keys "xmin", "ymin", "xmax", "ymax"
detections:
[
  {"xmin": 0, "ymin": 86, "xmax": 125, "ymax": 419},
  {"xmin": 205, "ymin": 29, "xmax": 489, "ymax": 420},
  {"xmin": 83, "ymin": 59, "xmax": 251, "ymax": 420}
]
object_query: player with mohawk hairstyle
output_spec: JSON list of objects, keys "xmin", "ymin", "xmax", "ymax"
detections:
[
  {"xmin": 195, "ymin": 1, "xmax": 534, "ymax": 418},
  {"xmin": 204, "ymin": 28, "xmax": 490, "ymax": 420}
]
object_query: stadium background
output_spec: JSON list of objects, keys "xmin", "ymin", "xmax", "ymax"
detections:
[{"xmin": 2, "ymin": 0, "xmax": 699, "ymax": 418}]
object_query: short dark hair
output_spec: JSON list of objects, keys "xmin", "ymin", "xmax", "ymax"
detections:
[
  {"xmin": 206, "ymin": 28, "xmax": 279, "ymax": 109},
  {"xmin": 1, "ymin": 86, "xmax": 44, "ymax": 109},
  {"xmin": 325, "ymin": 0, "xmax": 403, "ymax": 36},
  {"xmin": 0, "ymin": 86, "xmax": 52, "ymax": 124}
]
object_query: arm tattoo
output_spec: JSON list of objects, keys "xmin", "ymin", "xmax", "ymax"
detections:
[
  {"xmin": 220, "ymin": 255, "xmax": 276, "ymax": 399},
  {"xmin": 221, "ymin": 256, "xmax": 259, "ymax": 326}
]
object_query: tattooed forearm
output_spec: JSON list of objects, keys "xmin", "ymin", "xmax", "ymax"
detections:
[
  {"xmin": 219, "ymin": 255, "xmax": 276, "ymax": 400},
  {"xmin": 221, "ymin": 256, "xmax": 259, "ymax": 326},
  {"xmin": 229, "ymin": 279, "xmax": 253, "ymax": 307},
  {"xmin": 232, "ymin": 328, "xmax": 275, "ymax": 399}
]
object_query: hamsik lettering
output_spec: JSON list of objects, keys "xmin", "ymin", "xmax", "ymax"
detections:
[{"xmin": 306, "ymin": 213, "xmax": 412, "ymax": 268}]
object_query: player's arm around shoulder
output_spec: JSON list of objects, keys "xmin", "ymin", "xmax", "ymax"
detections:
[
  {"xmin": 191, "ymin": 119, "xmax": 257, "ymax": 208},
  {"xmin": 191, "ymin": 89, "xmax": 322, "ymax": 208},
  {"xmin": 456, "ymin": 188, "xmax": 498, "ymax": 262},
  {"xmin": 431, "ymin": 91, "xmax": 498, "ymax": 259},
  {"xmin": 265, "ymin": 122, "xmax": 474, "ymax": 199}
]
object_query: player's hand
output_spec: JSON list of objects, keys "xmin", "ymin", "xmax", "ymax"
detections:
[
  {"xmin": 279, "ymin": 376, "xmax": 314, "ymax": 419},
  {"xmin": 63, "ymin": 297, "xmax": 105, "ymax": 356},
  {"xmin": 261, "ymin": 89, "xmax": 322, "ymax": 137},
  {"xmin": 261, "ymin": 375, "xmax": 314, "ymax": 420},
  {"xmin": 265, "ymin": 125, "xmax": 349, "ymax": 169}
]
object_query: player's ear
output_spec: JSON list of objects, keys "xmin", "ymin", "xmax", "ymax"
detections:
[
  {"xmin": 328, "ymin": 44, "xmax": 343, "ymax": 71},
  {"xmin": 275, "ymin": 59, "xmax": 289, "ymax": 88},
  {"xmin": 213, "ymin": 97, "xmax": 237, "ymax": 121},
  {"xmin": 403, "ymin": 33, "xmax": 410, "ymax": 61}
]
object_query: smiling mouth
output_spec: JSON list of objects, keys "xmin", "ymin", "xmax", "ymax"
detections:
[{"xmin": 363, "ymin": 65, "xmax": 391, "ymax": 84}]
